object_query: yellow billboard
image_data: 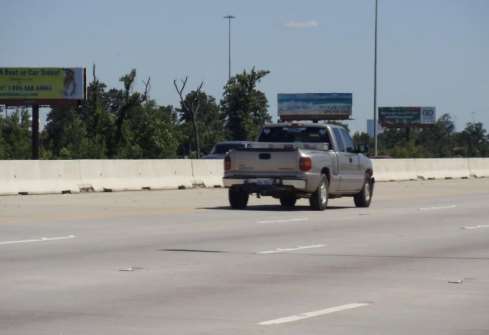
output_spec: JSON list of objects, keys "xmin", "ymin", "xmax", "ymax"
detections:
[{"xmin": 0, "ymin": 67, "xmax": 86, "ymax": 101}]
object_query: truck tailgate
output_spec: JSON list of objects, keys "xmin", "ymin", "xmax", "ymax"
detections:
[{"xmin": 229, "ymin": 148, "xmax": 301, "ymax": 174}]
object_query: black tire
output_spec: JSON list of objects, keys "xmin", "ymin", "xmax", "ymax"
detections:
[
  {"xmin": 309, "ymin": 176, "xmax": 329, "ymax": 210},
  {"xmin": 354, "ymin": 175, "xmax": 374, "ymax": 208},
  {"xmin": 229, "ymin": 186, "xmax": 249, "ymax": 209},
  {"xmin": 279, "ymin": 194, "xmax": 297, "ymax": 209}
]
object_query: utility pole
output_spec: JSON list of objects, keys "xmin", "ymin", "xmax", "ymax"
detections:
[
  {"xmin": 373, "ymin": 0, "xmax": 379, "ymax": 157},
  {"xmin": 224, "ymin": 15, "xmax": 236, "ymax": 82}
]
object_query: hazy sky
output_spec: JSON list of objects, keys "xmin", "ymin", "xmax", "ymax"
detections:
[{"xmin": 1, "ymin": 0, "xmax": 488, "ymax": 132}]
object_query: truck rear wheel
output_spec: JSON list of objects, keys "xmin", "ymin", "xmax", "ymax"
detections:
[
  {"xmin": 279, "ymin": 194, "xmax": 297, "ymax": 209},
  {"xmin": 309, "ymin": 176, "xmax": 329, "ymax": 211},
  {"xmin": 354, "ymin": 175, "xmax": 374, "ymax": 208},
  {"xmin": 229, "ymin": 186, "xmax": 249, "ymax": 209}
]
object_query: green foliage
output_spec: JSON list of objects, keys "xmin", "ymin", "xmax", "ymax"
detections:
[
  {"xmin": 178, "ymin": 90, "xmax": 225, "ymax": 156},
  {"xmin": 43, "ymin": 106, "xmax": 92, "ymax": 159},
  {"xmin": 41, "ymin": 69, "xmax": 180, "ymax": 159},
  {"xmin": 378, "ymin": 128, "xmax": 434, "ymax": 158},
  {"xmin": 110, "ymin": 69, "xmax": 147, "ymax": 157},
  {"xmin": 0, "ymin": 109, "xmax": 31, "ymax": 159},
  {"xmin": 352, "ymin": 132, "xmax": 370, "ymax": 146},
  {"xmin": 0, "ymin": 117, "xmax": 6, "ymax": 159},
  {"xmin": 456, "ymin": 122, "xmax": 489, "ymax": 157},
  {"xmin": 120, "ymin": 102, "xmax": 180, "ymax": 158},
  {"xmin": 221, "ymin": 68, "xmax": 271, "ymax": 141},
  {"xmin": 80, "ymin": 80, "xmax": 114, "ymax": 158},
  {"xmin": 376, "ymin": 114, "xmax": 489, "ymax": 158},
  {"xmin": 3, "ymin": 66, "xmax": 489, "ymax": 160},
  {"xmin": 387, "ymin": 140, "xmax": 425, "ymax": 158},
  {"xmin": 415, "ymin": 114, "xmax": 456, "ymax": 157}
]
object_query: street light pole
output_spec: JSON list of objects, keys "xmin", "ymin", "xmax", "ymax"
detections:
[
  {"xmin": 373, "ymin": 0, "xmax": 379, "ymax": 157},
  {"xmin": 224, "ymin": 15, "xmax": 235, "ymax": 82}
]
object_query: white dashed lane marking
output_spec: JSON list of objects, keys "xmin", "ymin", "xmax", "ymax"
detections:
[
  {"xmin": 258, "ymin": 244, "xmax": 325, "ymax": 254},
  {"xmin": 0, "ymin": 235, "xmax": 76, "ymax": 246},
  {"xmin": 420, "ymin": 205, "xmax": 457, "ymax": 211},
  {"xmin": 257, "ymin": 218, "xmax": 309, "ymax": 224},
  {"xmin": 259, "ymin": 302, "xmax": 370, "ymax": 325},
  {"xmin": 463, "ymin": 224, "xmax": 489, "ymax": 230}
]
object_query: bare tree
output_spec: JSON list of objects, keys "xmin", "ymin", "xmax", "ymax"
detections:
[
  {"xmin": 91, "ymin": 63, "xmax": 98, "ymax": 111},
  {"xmin": 142, "ymin": 77, "xmax": 151, "ymax": 102},
  {"xmin": 92, "ymin": 63, "xmax": 97, "ymax": 82},
  {"xmin": 174, "ymin": 77, "xmax": 204, "ymax": 158},
  {"xmin": 114, "ymin": 70, "xmax": 151, "ymax": 152}
]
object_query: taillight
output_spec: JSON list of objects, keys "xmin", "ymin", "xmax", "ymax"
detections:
[
  {"xmin": 299, "ymin": 157, "xmax": 312, "ymax": 171},
  {"xmin": 224, "ymin": 155, "xmax": 231, "ymax": 171}
]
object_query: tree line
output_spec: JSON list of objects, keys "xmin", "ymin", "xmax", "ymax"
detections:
[
  {"xmin": 0, "ymin": 67, "xmax": 488, "ymax": 159},
  {"xmin": 0, "ymin": 67, "xmax": 270, "ymax": 159},
  {"xmin": 352, "ymin": 113, "xmax": 489, "ymax": 158}
]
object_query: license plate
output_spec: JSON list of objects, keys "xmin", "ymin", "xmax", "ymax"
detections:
[{"xmin": 247, "ymin": 178, "xmax": 274, "ymax": 185}]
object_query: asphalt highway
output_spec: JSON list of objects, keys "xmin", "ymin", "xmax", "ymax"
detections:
[{"xmin": 1, "ymin": 179, "xmax": 489, "ymax": 334}]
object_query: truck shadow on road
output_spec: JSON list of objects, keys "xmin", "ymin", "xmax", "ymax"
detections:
[{"xmin": 199, "ymin": 205, "xmax": 352, "ymax": 212}]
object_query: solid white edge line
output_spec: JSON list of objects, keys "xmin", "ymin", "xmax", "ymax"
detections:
[
  {"xmin": 258, "ymin": 218, "xmax": 309, "ymax": 224},
  {"xmin": 259, "ymin": 302, "xmax": 370, "ymax": 325},
  {"xmin": 258, "ymin": 244, "xmax": 325, "ymax": 254},
  {"xmin": 0, "ymin": 235, "xmax": 76, "ymax": 246}
]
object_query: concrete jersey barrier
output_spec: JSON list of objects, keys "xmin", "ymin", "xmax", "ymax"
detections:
[
  {"xmin": 1, "ymin": 158, "xmax": 488, "ymax": 196},
  {"xmin": 191, "ymin": 159, "xmax": 224, "ymax": 188},
  {"xmin": 372, "ymin": 158, "xmax": 478, "ymax": 181},
  {"xmin": 413, "ymin": 158, "xmax": 470, "ymax": 180},
  {"xmin": 371, "ymin": 159, "xmax": 418, "ymax": 181},
  {"xmin": 467, "ymin": 158, "xmax": 489, "ymax": 178},
  {"xmin": 78, "ymin": 159, "xmax": 194, "ymax": 192},
  {"xmin": 0, "ymin": 160, "xmax": 81, "ymax": 195}
]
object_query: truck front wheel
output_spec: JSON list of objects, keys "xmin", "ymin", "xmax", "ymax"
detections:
[
  {"xmin": 309, "ymin": 176, "xmax": 329, "ymax": 211},
  {"xmin": 229, "ymin": 186, "xmax": 249, "ymax": 209}
]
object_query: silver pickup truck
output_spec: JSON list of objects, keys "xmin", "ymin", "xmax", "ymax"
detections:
[{"xmin": 223, "ymin": 123, "xmax": 374, "ymax": 210}]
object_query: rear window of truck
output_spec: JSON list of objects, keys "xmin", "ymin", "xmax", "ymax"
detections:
[{"xmin": 258, "ymin": 127, "xmax": 331, "ymax": 144}]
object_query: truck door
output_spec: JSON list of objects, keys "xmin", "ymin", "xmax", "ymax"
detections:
[
  {"xmin": 332, "ymin": 128, "xmax": 349, "ymax": 192},
  {"xmin": 332, "ymin": 128, "xmax": 362, "ymax": 193},
  {"xmin": 339, "ymin": 128, "xmax": 364, "ymax": 192}
]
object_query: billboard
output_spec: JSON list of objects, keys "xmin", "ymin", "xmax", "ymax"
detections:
[
  {"xmin": 278, "ymin": 93, "xmax": 352, "ymax": 121},
  {"xmin": 0, "ymin": 67, "xmax": 86, "ymax": 103},
  {"xmin": 378, "ymin": 106, "xmax": 436, "ymax": 127}
]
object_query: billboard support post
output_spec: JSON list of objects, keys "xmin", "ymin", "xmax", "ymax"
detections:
[{"xmin": 31, "ymin": 104, "xmax": 40, "ymax": 160}]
